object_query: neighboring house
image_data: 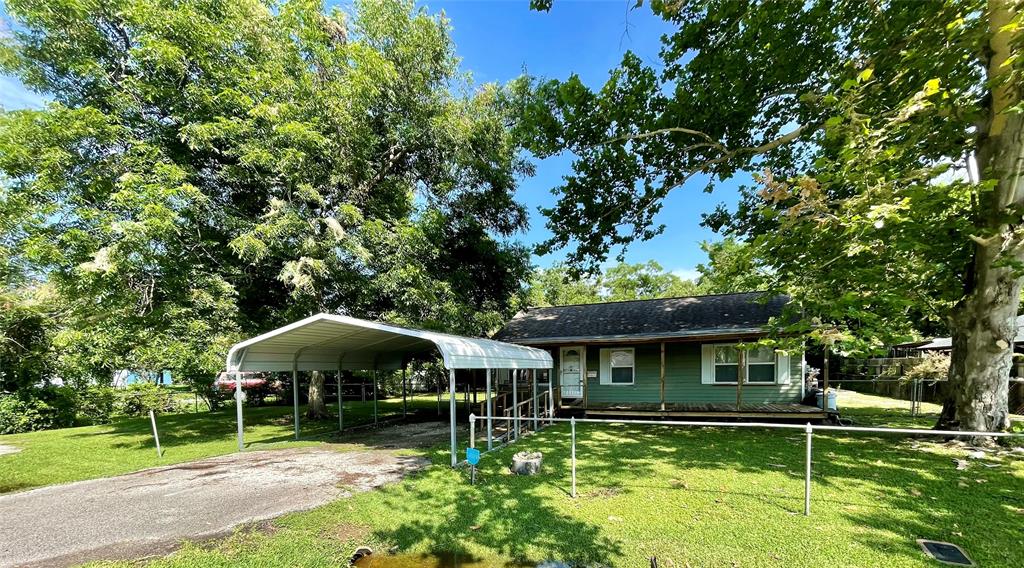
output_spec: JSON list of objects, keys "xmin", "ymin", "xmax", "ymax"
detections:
[
  {"xmin": 893, "ymin": 315, "xmax": 1024, "ymax": 357},
  {"xmin": 112, "ymin": 370, "xmax": 172, "ymax": 388},
  {"xmin": 492, "ymin": 292, "xmax": 822, "ymax": 419}
]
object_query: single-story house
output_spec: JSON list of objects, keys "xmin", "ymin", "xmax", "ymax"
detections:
[{"xmin": 492, "ymin": 292, "xmax": 824, "ymax": 419}]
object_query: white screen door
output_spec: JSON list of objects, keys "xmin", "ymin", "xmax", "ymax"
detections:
[{"xmin": 560, "ymin": 346, "xmax": 584, "ymax": 399}]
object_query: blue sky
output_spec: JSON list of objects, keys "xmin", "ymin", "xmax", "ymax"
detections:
[{"xmin": 0, "ymin": 1, "xmax": 743, "ymax": 278}]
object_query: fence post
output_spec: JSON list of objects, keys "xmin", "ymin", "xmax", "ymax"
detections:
[
  {"xmin": 571, "ymin": 416, "xmax": 577, "ymax": 498},
  {"xmin": 804, "ymin": 422, "xmax": 813, "ymax": 516},
  {"xmin": 469, "ymin": 413, "xmax": 476, "ymax": 450},
  {"xmin": 149, "ymin": 410, "xmax": 162, "ymax": 458}
]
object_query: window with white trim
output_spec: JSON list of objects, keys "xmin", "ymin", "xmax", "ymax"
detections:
[
  {"xmin": 713, "ymin": 344, "xmax": 776, "ymax": 384},
  {"xmin": 608, "ymin": 348, "xmax": 635, "ymax": 385},
  {"xmin": 746, "ymin": 346, "xmax": 776, "ymax": 383}
]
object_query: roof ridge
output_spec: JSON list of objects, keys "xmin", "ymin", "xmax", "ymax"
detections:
[{"xmin": 526, "ymin": 290, "xmax": 777, "ymax": 310}]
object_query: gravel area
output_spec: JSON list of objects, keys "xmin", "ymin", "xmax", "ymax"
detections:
[{"xmin": 0, "ymin": 441, "xmax": 432, "ymax": 567}]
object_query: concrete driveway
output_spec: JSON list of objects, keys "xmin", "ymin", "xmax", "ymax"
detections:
[{"xmin": 0, "ymin": 431, "xmax": 434, "ymax": 567}]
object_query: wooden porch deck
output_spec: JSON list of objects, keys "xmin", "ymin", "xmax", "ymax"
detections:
[{"xmin": 578, "ymin": 401, "xmax": 828, "ymax": 420}]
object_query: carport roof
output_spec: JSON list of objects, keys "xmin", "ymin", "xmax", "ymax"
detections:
[{"xmin": 225, "ymin": 313, "xmax": 553, "ymax": 373}]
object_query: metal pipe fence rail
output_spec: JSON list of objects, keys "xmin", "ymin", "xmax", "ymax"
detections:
[{"xmin": 466, "ymin": 414, "xmax": 1023, "ymax": 516}]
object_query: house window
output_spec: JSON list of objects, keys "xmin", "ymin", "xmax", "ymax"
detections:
[
  {"xmin": 714, "ymin": 345, "xmax": 740, "ymax": 383},
  {"xmin": 607, "ymin": 348, "xmax": 635, "ymax": 385},
  {"xmin": 713, "ymin": 344, "xmax": 776, "ymax": 384},
  {"xmin": 747, "ymin": 346, "xmax": 776, "ymax": 383}
]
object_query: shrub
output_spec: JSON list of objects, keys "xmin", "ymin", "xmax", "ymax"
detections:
[
  {"xmin": 117, "ymin": 383, "xmax": 177, "ymax": 417},
  {"xmin": 0, "ymin": 388, "xmax": 76, "ymax": 434},
  {"xmin": 76, "ymin": 385, "xmax": 117, "ymax": 425},
  {"xmin": 904, "ymin": 352, "xmax": 950, "ymax": 383}
]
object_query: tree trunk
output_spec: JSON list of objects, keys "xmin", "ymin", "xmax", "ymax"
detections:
[
  {"xmin": 940, "ymin": 0, "xmax": 1023, "ymax": 436},
  {"xmin": 945, "ymin": 284, "xmax": 1017, "ymax": 434},
  {"xmin": 306, "ymin": 370, "xmax": 330, "ymax": 419}
]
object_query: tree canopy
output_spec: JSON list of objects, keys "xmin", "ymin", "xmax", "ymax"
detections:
[
  {"xmin": 527, "ymin": 245, "xmax": 764, "ymax": 307},
  {"xmin": 0, "ymin": 0, "xmax": 532, "ymax": 398},
  {"xmin": 523, "ymin": 0, "xmax": 1023, "ymax": 431}
]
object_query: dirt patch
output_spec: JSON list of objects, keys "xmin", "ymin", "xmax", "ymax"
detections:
[
  {"xmin": 584, "ymin": 486, "xmax": 622, "ymax": 499},
  {"xmin": 0, "ymin": 444, "xmax": 22, "ymax": 457},
  {"xmin": 333, "ymin": 421, "xmax": 450, "ymax": 449},
  {"xmin": 328, "ymin": 522, "xmax": 372, "ymax": 543}
]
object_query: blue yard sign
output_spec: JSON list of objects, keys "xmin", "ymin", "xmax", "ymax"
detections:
[{"xmin": 466, "ymin": 447, "xmax": 481, "ymax": 466}]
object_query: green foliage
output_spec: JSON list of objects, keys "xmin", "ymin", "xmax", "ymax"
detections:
[
  {"xmin": 527, "ymin": 262, "xmax": 602, "ymax": 307},
  {"xmin": 694, "ymin": 239, "xmax": 769, "ymax": 295},
  {"xmin": 0, "ymin": 287, "xmax": 54, "ymax": 392},
  {"xmin": 518, "ymin": 0, "xmax": 1024, "ymax": 359},
  {"xmin": 0, "ymin": 388, "xmax": 77, "ymax": 434},
  {"xmin": 116, "ymin": 383, "xmax": 177, "ymax": 418},
  {"xmin": 527, "ymin": 251, "xmax": 765, "ymax": 307},
  {"xmin": 75, "ymin": 385, "xmax": 117, "ymax": 425},
  {"xmin": 602, "ymin": 260, "xmax": 699, "ymax": 301},
  {"xmin": 0, "ymin": 0, "xmax": 532, "ymax": 419},
  {"xmin": 904, "ymin": 353, "xmax": 952, "ymax": 384}
]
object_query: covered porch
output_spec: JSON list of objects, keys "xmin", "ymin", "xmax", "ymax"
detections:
[
  {"xmin": 224, "ymin": 313, "xmax": 554, "ymax": 466},
  {"xmin": 583, "ymin": 401, "xmax": 828, "ymax": 420}
]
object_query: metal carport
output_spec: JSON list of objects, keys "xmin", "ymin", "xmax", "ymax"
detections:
[{"xmin": 225, "ymin": 313, "xmax": 553, "ymax": 466}]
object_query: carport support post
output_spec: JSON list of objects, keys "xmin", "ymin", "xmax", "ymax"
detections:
[
  {"xmin": 372, "ymin": 369, "xmax": 378, "ymax": 426},
  {"xmin": 293, "ymin": 360, "xmax": 300, "ymax": 441},
  {"xmin": 531, "ymin": 369, "xmax": 538, "ymax": 430},
  {"xmin": 342, "ymin": 362, "xmax": 350, "ymax": 433},
  {"xmin": 402, "ymin": 365, "xmax": 408, "ymax": 419},
  {"xmin": 513, "ymin": 369, "xmax": 520, "ymax": 440},
  {"xmin": 235, "ymin": 370, "xmax": 244, "ymax": 451},
  {"xmin": 449, "ymin": 369, "xmax": 457, "ymax": 467},
  {"xmin": 486, "ymin": 368, "xmax": 493, "ymax": 450}
]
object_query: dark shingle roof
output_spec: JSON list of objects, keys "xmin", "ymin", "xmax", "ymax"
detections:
[{"xmin": 493, "ymin": 292, "xmax": 789, "ymax": 344}]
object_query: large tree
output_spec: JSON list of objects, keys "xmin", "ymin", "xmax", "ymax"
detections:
[
  {"xmin": 522, "ymin": 0, "xmax": 1023, "ymax": 432},
  {"xmin": 0, "ymin": 0, "xmax": 531, "ymax": 416}
]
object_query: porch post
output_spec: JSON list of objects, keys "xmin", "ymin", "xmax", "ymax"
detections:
[
  {"xmin": 372, "ymin": 368, "xmax": 378, "ymax": 426},
  {"xmin": 581, "ymin": 345, "xmax": 588, "ymax": 410},
  {"xmin": 660, "ymin": 341, "xmax": 666, "ymax": 411},
  {"xmin": 449, "ymin": 368, "xmax": 457, "ymax": 467},
  {"xmin": 402, "ymin": 364, "xmax": 408, "ymax": 419},
  {"xmin": 736, "ymin": 347, "xmax": 746, "ymax": 411},
  {"xmin": 551, "ymin": 352, "xmax": 559, "ymax": 423},
  {"xmin": 512, "ymin": 369, "xmax": 520, "ymax": 439},
  {"xmin": 822, "ymin": 343, "xmax": 831, "ymax": 410},
  {"xmin": 486, "ymin": 368, "xmax": 494, "ymax": 450}
]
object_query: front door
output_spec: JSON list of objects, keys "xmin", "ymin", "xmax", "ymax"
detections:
[{"xmin": 560, "ymin": 346, "xmax": 584, "ymax": 399}]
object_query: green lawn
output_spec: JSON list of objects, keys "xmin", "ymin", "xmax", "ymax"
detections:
[
  {"xmin": 86, "ymin": 396, "xmax": 1023, "ymax": 568},
  {"xmin": 0, "ymin": 394, "xmax": 443, "ymax": 493}
]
